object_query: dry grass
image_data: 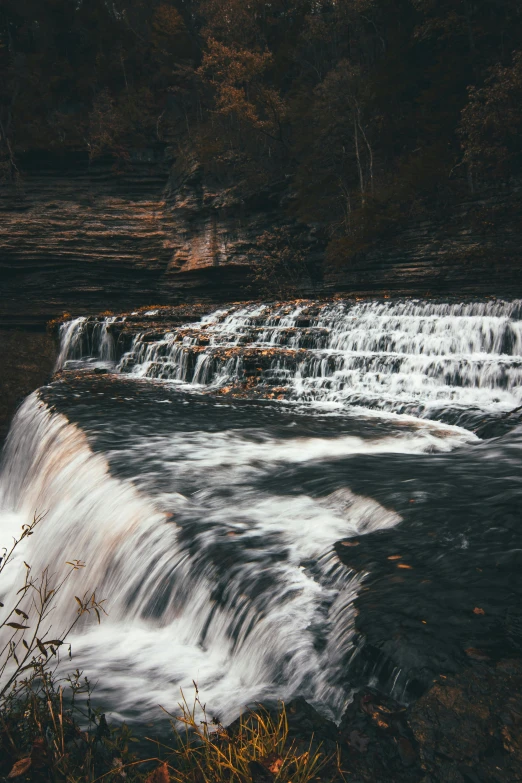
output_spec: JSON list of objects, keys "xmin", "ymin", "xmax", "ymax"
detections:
[{"xmin": 153, "ymin": 688, "xmax": 330, "ymax": 783}]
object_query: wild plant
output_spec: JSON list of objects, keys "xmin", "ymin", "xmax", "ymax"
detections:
[{"xmin": 0, "ymin": 515, "xmax": 339, "ymax": 782}]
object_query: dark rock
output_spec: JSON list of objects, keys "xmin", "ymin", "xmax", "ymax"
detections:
[
  {"xmin": 0, "ymin": 327, "xmax": 56, "ymax": 445},
  {"xmin": 506, "ymin": 605, "xmax": 522, "ymax": 652},
  {"xmin": 248, "ymin": 760, "xmax": 274, "ymax": 783},
  {"xmin": 409, "ymin": 660, "xmax": 522, "ymax": 782},
  {"xmin": 338, "ymin": 687, "xmax": 422, "ymax": 783},
  {"xmin": 285, "ymin": 697, "xmax": 338, "ymax": 747}
]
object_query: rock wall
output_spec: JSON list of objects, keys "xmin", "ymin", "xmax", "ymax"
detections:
[
  {"xmin": 0, "ymin": 150, "xmax": 309, "ymax": 326},
  {"xmin": 326, "ymin": 185, "xmax": 522, "ymax": 298},
  {"xmin": 0, "ymin": 328, "xmax": 56, "ymax": 444},
  {"xmin": 1, "ymin": 150, "xmax": 522, "ymax": 329}
]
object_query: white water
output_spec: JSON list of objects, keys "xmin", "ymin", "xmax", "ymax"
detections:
[
  {"xmin": 3, "ymin": 297, "xmax": 520, "ymax": 722},
  {"xmin": 56, "ymin": 315, "xmax": 122, "ymax": 369},
  {"xmin": 0, "ymin": 389, "xmax": 472, "ymax": 722},
  {"xmin": 58, "ymin": 299, "xmax": 522, "ymax": 419}
]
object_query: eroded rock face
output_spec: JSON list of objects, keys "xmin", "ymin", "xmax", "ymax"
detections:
[
  {"xmin": 2, "ymin": 151, "xmax": 522, "ymax": 328},
  {"xmin": 248, "ymin": 662, "xmax": 522, "ymax": 782},
  {"xmin": 0, "ymin": 151, "xmax": 313, "ymax": 325}
]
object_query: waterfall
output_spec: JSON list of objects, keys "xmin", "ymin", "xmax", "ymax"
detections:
[
  {"xmin": 57, "ymin": 299, "xmax": 522, "ymax": 422},
  {"xmin": 56, "ymin": 315, "xmax": 123, "ymax": 370},
  {"xmin": 0, "ymin": 392, "xmax": 418, "ymax": 722},
  {"xmin": 2, "ymin": 297, "xmax": 520, "ymax": 723}
]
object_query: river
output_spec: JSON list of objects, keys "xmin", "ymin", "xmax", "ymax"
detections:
[{"xmin": 1, "ymin": 298, "xmax": 521, "ymax": 725}]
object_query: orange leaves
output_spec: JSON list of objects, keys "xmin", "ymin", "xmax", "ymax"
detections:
[
  {"xmin": 8, "ymin": 758, "xmax": 32, "ymax": 779},
  {"xmin": 199, "ymin": 38, "xmax": 272, "ymax": 88},
  {"xmin": 145, "ymin": 763, "xmax": 170, "ymax": 783},
  {"xmin": 386, "ymin": 555, "xmax": 412, "ymax": 569},
  {"xmin": 473, "ymin": 607, "xmax": 485, "ymax": 615},
  {"xmin": 198, "ymin": 37, "xmax": 287, "ymax": 135},
  {"xmin": 265, "ymin": 755, "xmax": 284, "ymax": 775}
]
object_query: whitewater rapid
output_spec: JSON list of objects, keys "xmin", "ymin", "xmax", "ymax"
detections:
[
  {"xmin": 1, "ymin": 297, "xmax": 521, "ymax": 723},
  {"xmin": 57, "ymin": 299, "xmax": 522, "ymax": 421}
]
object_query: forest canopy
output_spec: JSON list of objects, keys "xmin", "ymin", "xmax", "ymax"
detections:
[{"xmin": 1, "ymin": 0, "xmax": 521, "ymax": 263}]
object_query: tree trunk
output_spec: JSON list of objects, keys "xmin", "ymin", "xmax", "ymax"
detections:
[{"xmin": 354, "ymin": 118, "xmax": 365, "ymax": 206}]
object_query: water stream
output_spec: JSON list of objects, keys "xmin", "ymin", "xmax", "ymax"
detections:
[{"xmin": 1, "ymin": 299, "xmax": 522, "ymax": 723}]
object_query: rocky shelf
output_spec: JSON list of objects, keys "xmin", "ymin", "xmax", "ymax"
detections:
[{"xmin": 2, "ymin": 152, "xmax": 522, "ymax": 328}]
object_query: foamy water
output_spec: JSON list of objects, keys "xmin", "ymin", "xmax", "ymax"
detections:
[{"xmin": 2, "ymin": 297, "xmax": 520, "ymax": 722}]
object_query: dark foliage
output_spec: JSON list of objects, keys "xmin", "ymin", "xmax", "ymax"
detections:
[{"xmin": 1, "ymin": 0, "xmax": 521, "ymax": 264}]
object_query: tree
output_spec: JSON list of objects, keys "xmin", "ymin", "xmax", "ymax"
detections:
[{"xmin": 460, "ymin": 51, "xmax": 522, "ymax": 180}]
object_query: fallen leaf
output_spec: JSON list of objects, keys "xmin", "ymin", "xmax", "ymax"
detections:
[
  {"xmin": 473, "ymin": 607, "xmax": 485, "ymax": 615},
  {"xmin": 265, "ymin": 755, "xmax": 284, "ymax": 775},
  {"xmin": 397, "ymin": 564, "xmax": 413, "ymax": 570},
  {"xmin": 341, "ymin": 540, "xmax": 359, "ymax": 547},
  {"xmin": 388, "ymin": 555, "xmax": 402, "ymax": 560},
  {"xmin": 145, "ymin": 763, "xmax": 170, "ymax": 783},
  {"xmin": 8, "ymin": 758, "xmax": 32, "ymax": 778}
]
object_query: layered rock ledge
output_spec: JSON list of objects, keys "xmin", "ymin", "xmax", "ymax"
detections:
[{"xmin": 2, "ymin": 152, "xmax": 522, "ymax": 329}]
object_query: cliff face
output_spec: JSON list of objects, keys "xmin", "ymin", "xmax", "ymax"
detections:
[
  {"xmin": 329, "ymin": 185, "xmax": 522, "ymax": 298},
  {"xmin": 0, "ymin": 150, "xmax": 312, "ymax": 326},
  {"xmin": 0, "ymin": 329, "xmax": 56, "ymax": 444},
  {"xmin": 1, "ymin": 150, "xmax": 522, "ymax": 329}
]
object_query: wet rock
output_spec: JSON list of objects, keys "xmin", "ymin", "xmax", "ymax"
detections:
[
  {"xmin": 0, "ymin": 328, "xmax": 56, "ymax": 444},
  {"xmin": 506, "ymin": 605, "xmax": 522, "ymax": 652},
  {"xmin": 335, "ymin": 473, "xmax": 522, "ymax": 700},
  {"xmin": 409, "ymin": 660, "xmax": 522, "ymax": 782},
  {"xmin": 338, "ymin": 688, "xmax": 422, "ymax": 783},
  {"xmin": 249, "ymin": 760, "xmax": 274, "ymax": 783},
  {"xmin": 285, "ymin": 697, "xmax": 338, "ymax": 749}
]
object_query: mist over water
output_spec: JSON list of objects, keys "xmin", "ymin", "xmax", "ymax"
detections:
[{"xmin": 2, "ymin": 299, "xmax": 522, "ymax": 722}]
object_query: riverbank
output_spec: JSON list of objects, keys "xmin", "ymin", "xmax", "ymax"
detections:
[{"xmin": 2, "ymin": 658, "xmax": 521, "ymax": 782}]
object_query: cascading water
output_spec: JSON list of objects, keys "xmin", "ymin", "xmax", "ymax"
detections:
[
  {"xmin": 3, "ymin": 298, "xmax": 522, "ymax": 723},
  {"xmin": 56, "ymin": 315, "xmax": 123, "ymax": 369},
  {"xmin": 57, "ymin": 299, "xmax": 522, "ymax": 425}
]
